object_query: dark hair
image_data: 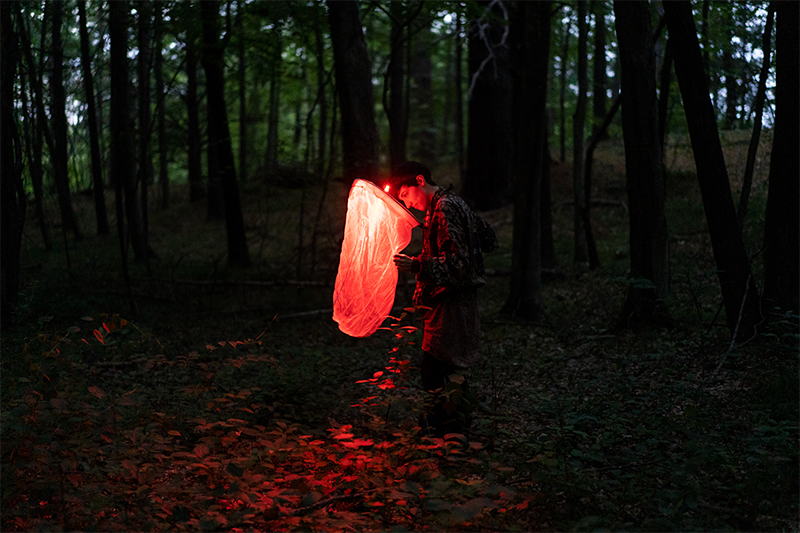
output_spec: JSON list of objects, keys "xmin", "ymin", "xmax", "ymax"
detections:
[{"xmin": 384, "ymin": 161, "xmax": 435, "ymax": 199}]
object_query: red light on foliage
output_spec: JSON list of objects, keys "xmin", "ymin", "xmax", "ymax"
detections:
[{"xmin": 333, "ymin": 179, "xmax": 419, "ymax": 337}]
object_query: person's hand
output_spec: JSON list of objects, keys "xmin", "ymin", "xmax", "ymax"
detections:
[{"xmin": 393, "ymin": 254, "xmax": 416, "ymax": 273}]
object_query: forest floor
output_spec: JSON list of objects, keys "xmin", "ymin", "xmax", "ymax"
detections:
[{"xmin": 2, "ymin": 134, "xmax": 798, "ymax": 531}]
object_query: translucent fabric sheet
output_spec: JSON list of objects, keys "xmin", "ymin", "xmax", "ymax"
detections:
[{"xmin": 333, "ymin": 179, "xmax": 419, "ymax": 337}]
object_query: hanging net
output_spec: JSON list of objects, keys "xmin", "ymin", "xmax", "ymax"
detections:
[{"xmin": 333, "ymin": 179, "xmax": 419, "ymax": 337}]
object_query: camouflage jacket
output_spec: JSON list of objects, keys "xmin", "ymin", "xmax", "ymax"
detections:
[{"xmin": 413, "ymin": 186, "xmax": 498, "ymax": 307}]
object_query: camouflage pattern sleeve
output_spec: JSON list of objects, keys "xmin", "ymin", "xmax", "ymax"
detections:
[{"xmin": 416, "ymin": 194, "xmax": 472, "ymax": 288}]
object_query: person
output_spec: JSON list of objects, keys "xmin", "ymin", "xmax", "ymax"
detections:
[{"xmin": 385, "ymin": 161, "xmax": 497, "ymax": 439}]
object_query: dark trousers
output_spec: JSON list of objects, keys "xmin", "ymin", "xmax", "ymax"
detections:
[{"xmin": 419, "ymin": 351, "xmax": 472, "ymax": 439}]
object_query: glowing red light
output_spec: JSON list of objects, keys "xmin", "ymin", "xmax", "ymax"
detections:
[{"xmin": 384, "ymin": 185, "xmax": 390, "ymax": 193}]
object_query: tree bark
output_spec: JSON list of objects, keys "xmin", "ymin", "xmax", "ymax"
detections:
[
  {"xmin": 78, "ymin": 1, "xmax": 109, "ymax": 235},
  {"xmin": 17, "ymin": 4, "xmax": 51, "ymax": 250},
  {"xmin": 410, "ymin": 15, "xmax": 435, "ymax": 165},
  {"xmin": 614, "ymin": 0, "xmax": 670, "ymax": 328},
  {"xmin": 185, "ymin": 11, "xmax": 203, "ymax": 203},
  {"xmin": 237, "ymin": 0, "xmax": 247, "ymax": 183},
  {"xmin": 455, "ymin": 12, "xmax": 465, "ymax": 177},
  {"xmin": 1, "ymin": 0, "xmax": 26, "ymax": 329},
  {"xmin": 385, "ymin": 0, "xmax": 407, "ymax": 172},
  {"xmin": 50, "ymin": 0, "xmax": 82, "ymax": 241},
  {"xmin": 572, "ymin": 0, "xmax": 588, "ymax": 264},
  {"xmin": 463, "ymin": 0, "xmax": 514, "ymax": 210},
  {"xmin": 559, "ymin": 5, "xmax": 570, "ymax": 164},
  {"xmin": 737, "ymin": 2, "xmax": 774, "ymax": 228},
  {"xmin": 201, "ymin": 0, "xmax": 251, "ymax": 268},
  {"xmin": 664, "ymin": 0, "xmax": 761, "ymax": 340},
  {"xmin": 137, "ymin": 0, "xmax": 153, "ymax": 252},
  {"xmin": 327, "ymin": 0, "xmax": 380, "ymax": 182},
  {"xmin": 265, "ymin": 20, "xmax": 282, "ymax": 175},
  {"xmin": 314, "ymin": 22, "xmax": 328, "ymax": 178},
  {"xmin": 591, "ymin": 0, "xmax": 607, "ymax": 137},
  {"xmin": 502, "ymin": 1, "xmax": 550, "ymax": 321},
  {"xmin": 155, "ymin": 0, "xmax": 169, "ymax": 208},
  {"xmin": 762, "ymin": 0, "xmax": 799, "ymax": 318}
]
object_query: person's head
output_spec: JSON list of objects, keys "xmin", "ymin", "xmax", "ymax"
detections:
[{"xmin": 384, "ymin": 161, "xmax": 437, "ymax": 211}]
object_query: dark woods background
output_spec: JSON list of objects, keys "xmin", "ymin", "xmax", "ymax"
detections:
[
  {"xmin": 1, "ymin": 0, "xmax": 798, "ymax": 333},
  {"xmin": 0, "ymin": 1, "xmax": 798, "ymax": 530}
]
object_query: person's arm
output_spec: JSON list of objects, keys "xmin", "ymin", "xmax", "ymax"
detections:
[
  {"xmin": 416, "ymin": 197, "xmax": 471, "ymax": 286},
  {"xmin": 393, "ymin": 253, "xmax": 419, "ymax": 273}
]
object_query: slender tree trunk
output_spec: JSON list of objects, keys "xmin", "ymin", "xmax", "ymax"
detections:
[
  {"xmin": 503, "ymin": 0, "xmax": 550, "ymax": 321},
  {"xmin": 463, "ymin": 0, "xmax": 514, "ymax": 210},
  {"xmin": 155, "ymin": 0, "xmax": 169, "ymax": 208},
  {"xmin": 237, "ymin": 0, "xmax": 247, "ymax": 183},
  {"xmin": 763, "ymin": 0, "xmax": 799, "ymax": 318},
  {"xmin": 386, "ymin": 0, "xmax": 407, "ymax": 172},
  {"xmin": 314, "ymin": 23, "xmax": 328, "ymax": 178},
  {"xmin": 572, "ymin": 0, "xmax": 588, "ymax": 263},
  {"xmin": 78, "ymin": 1, "xmax": 109, "ymax": 235},
  {"xmin": 591, "ymin": 0, "xmax": 606, "ymax": 137},
  {"xmin": 327, "ymin": 0, "xmax": 380, "ymax": 181},
  {"xmin": 455, "ymin": 12, "xmax": 465, "ymax": 177},
  {"xmin": 737, "ymin": 2, "xmax": 774, "ymax": 228},
  {"xmin": 201, "ymin": 0, "xmax": 251, "ymax": 268},
  {"xmin": 657, "ymin": 37, "xmax": 673, "ymax": 148},
  {"xmin": 50, "ymin": 0, "xmax": 82, "ymax": 241},
  {"xmin": 559, "ymin": 5, "xmax": 570, "ymax": 163},
  {"xmin": 17, "ymin": 4, "xmax": 51, "ymax": 250},
  {"xmin": 1, "ymin": 0, "xmax": 26, "ymax": 329},
  {"xmin": 137, "ymin": 0, "xmax": 153, "ymax": 253},
  {"xmin": 540, "ymin": 146, "xmax": 556, "ymax": 271},
  {"xmin": 265, "ymin": 20, "xmax": 282, "ymax": 175},
  {"xmin": 664, "ymin": 0, "xmax": 761, "ymax": 340},
  {"xmin": 185, "ymin": 17, "xmax": 203, "ymax": 203},
  {"xmin": 614, "ymin": 0, "xmax": 670, "ymax": 327},
  {"xmin": 411, "ymin": 16, "xmax": 435, "ymax": 165}
]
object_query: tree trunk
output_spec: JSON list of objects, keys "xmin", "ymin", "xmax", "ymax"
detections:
[
  {"xmin": 664, "ymin": 0, "xmax": 761, "ymax": 340},
  {"xmin": 463, "ymin": 0, "xmax": 514, "ymax": 210},
  {"xmin": 737, "ymin": 2, "xmax": 774, "ymax": 228},
  {"xmin": 410, "ymin": 16, "xmax": 435, "ymax": 165},
  {"xmin": 762, "ymin": 0, "xmax": 799, "ymax": 318},
  {"xmin": 265, "ymin": 20, "xmax": 282, "ymax": 175},
  {"xmin": 185, "ymin": 14, "xmax": 203, "ymax": 203},
  {"xmin": 540, "ymin": 146, "xmax": 556, "ymax": 271},
  {"xmin": 50, "ymin": 0, "xmax": 82, "ymax": 241},
  {"xmin": 17, "ymin": 4, "xmax": 51, "ymax": 250},
  {"xmin": 110, "ymin": 0, "xmax": 148, "ymax": 261},
  {"xmin": 137, "ymin": 0, "xmax": 153, "ymax": 252},
  {"xmin": 314, "ymin": 23, "xmax": 328, "ymax": 178},
  {"xmin": 78, "ymin": 1, "xmax": 109, "ymax": 236},
  {"xmin": 657, "ymin": 36, "xmax": 673, "ymax": 148},
  {"xmin": 591, "ymin": 0, "xmax": 607, "ymax": 137},
  {"xmin": 455, "ymin": 12, "xmax": 465, "ymax": 177},
  {"xmin": 502, "ymin": 1, "xmax": 550, "ymax": 321},
  {"xmin": 572, "ymin": 0, "xmax": 588, "ymax": 264},
  {"xmin": 1, "ymin": 0, "xmax": 26, "ymax": 329},
  {"xmin": 201, "ymin": 0, "xmax": 251, "ymax": 268},
  {"xmin": 614, "ymin": 0, "xmax": 670, "ymax": 328},
  {"xmin": 327, "ymin": 0, "xmax": 380, "ymax": 182},
  {"xmin": 237, "ymin": 0, "xmax": 247, "ymax": 183},
  {"xmin": 559, "ymin": 5, "xmax": 570, "ymax": 164},
  {"xmin": 386, "ymin": 0, "xmax": 407, "ymax": 172},
  {"xmin": 155, "ymin": 0, "xmax": 169, "ymax": 208}
]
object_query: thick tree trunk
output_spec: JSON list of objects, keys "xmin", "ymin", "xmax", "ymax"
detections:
[
  {"xmin": 463, "ymin": 0, "xmax": 514, "ymax": 210},
  {"xmin": 50, "ymin": 0, "xmax": 82, "ymax": 241},
  {"xmin": 455, "ymin": 13, "xmax": 465, "ymax": 177},
  {"xmin": 614, "ymin": 0, "xmax": 670, "ymax": 328},
  {"xmin": 572, "ymin": 0, "xmax": 588, "ymax": 264},
  {"xmin": 559, "ymin": 6, "xmax": 570, "ymax": 164},
  {"xmin": 201, "ymin": 0, "xmax": 251, "ymax": 268},
  {"xmin": 762, "ymin": 0, "xmax": 799, "ymax": 317},
  {"xmin": 78, "ymin": 1, "xmax": 109, "ymax": 236},
  {"xmin": 155, "ymin": 0, "xmax": 169, "ymax": 208},
  {"xmin": 664, "ymin": 0, "xmax": 761, "ymax": 340},
  {"xmin": 327, "ymin": 0, "xmax": 380, "ymax": 182},
  {"xmin": 657, "ymin": 37, "xmax": 673, "ymax": 148},
  {"xmin": 1, "ymin": 0, "xmax": 26, "ymax": 329},
  {"xmin": 502, "ymin": 1, "xmax": 550, "ymax": 321},
  {"xmin": 110, "ymin": 0, "xmax": 148, "ymax": 262}
]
